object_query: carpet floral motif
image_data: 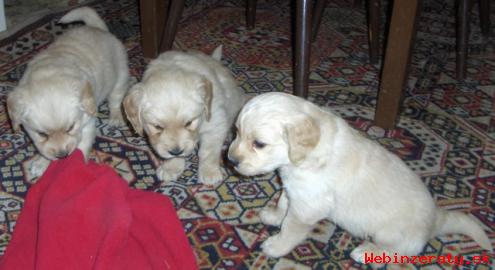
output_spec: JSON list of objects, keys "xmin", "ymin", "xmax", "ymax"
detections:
[{"xmin": 0, "ymin": 0, "xmax": 494, "ymax": 269}]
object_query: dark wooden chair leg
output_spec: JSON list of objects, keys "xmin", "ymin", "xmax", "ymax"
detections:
[
  {"xmin": 375, "ymin": 0, "xmax": 419, "ymax": 129},
  {"xmin": 456, "ymin": 0, "xmax": 469, "ymax": 80},
  {"xmin": 160, "ymin": 0, "xmax": 185, "ymax": 52},
  {"xmin": 353, "ymin": 0, "xmax": 363, "ymax": 8},
  {"xmin": 479, "ymin": 0, "xmax": 490, "ymax": 37},
  {"xmin": 368, "ymin": 0, "xmax": 380, "ymax": 64},
  {"xmin": 311, "ymin": 0, "xmax": 327, "ymax": 42},
  {"xmin": 294, "ymin": 0, "xmax": 314, "ymax": 98},
  {"xmin": 140, "ymin": 0, "xmax": 168, "ymax": 58},
  {"xmin": 246, "ymin": 0, "xmax": 257, "ymax": 29}
]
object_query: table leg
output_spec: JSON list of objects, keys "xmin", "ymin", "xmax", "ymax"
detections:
[
  {"xmin": 160, "ymin": 0, "xmax": 185, "ymax": 52},
  {"xmin": 294, "ymin": 0, "xmax": 314, "ymax": 98},
  {"xmin": 246, "ymin": 0, "xmax": 257, "ymax": 29},
  {"xmin": 140, "ymin": 0, "xmax": 168, "ymax": 58},
  {"xmin": 374, "ymin": 0, "xmax": 419, "ymax": 129},
  {"xmin": 456, "ymin": 0, "xmax": 469, "ymax": 80}
]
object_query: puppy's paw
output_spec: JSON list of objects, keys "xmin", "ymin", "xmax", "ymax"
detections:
[
  {"xmin": 156, "ymin": 158, "xmax": 185, "ymax": 182},
  {"xmin": 259, "ymin": 206, "xmax": 284, "ymax": 226},
  {"xmin": 350, "ymin": 242, "xmax": 383, "ymax": 269},
  {"xmin": 350, "ymin": 244, "xmax": 368, "ymax": 264},
  {"xmin": 28, "ymin": 156, "xmax": 50, "ymax": 182},
  {"xmin": 198, "ymin": 163, "xmax": 224, "ymax": 185},
  {"xmin": 261, "ymin": 234, "xmax": 294, "ymax": 258},
  {"xmin": 108, "ymin": 112, "xmax": 126, "ymax": 127}
]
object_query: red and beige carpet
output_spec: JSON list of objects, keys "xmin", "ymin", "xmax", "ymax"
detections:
[{"xmin": 0, "ymin": 0, "xmax": 494, "ymax": 269}]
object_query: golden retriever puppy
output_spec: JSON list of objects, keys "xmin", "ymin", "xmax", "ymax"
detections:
[
  {"xmin": 7, "ymin": 7, "xmax": 129, "ymax": 180},
  {"xmin": 228, "ymin": 92, "xmax": 491, "ymax": 262},
  {"xmin": 123, "ymin": 46, "xmax": 246, "ymax": 184}
]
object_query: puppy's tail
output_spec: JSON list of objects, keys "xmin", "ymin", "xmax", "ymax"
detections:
[
  {"xmin": 211, "ymin": 45, "xmax": 223, "ymax": 61},
  {"xmin": 59, "ymin": 7, "xmax": 109, "ymax": 32},
  {"xmin": 433, "ymin": 209, "xmax": 492, "ymax": 251}
]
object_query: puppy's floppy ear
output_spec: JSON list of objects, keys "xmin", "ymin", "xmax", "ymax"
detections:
[
  {"xmin": 201, "ymin": 77, "xmax": 213, "ymax": 121},
  {"xmin": 123, "ymin": 84, "xmax": 144, "ymax": 136},
  {"xmin": 81, "ymin": 82, "xmax": 97, "ymax": 116},
  {"xmin": 6, "ymin": 89, "xmax": 26, "ymax": 132},
  {"xmin": 285, "ymin": 115, "xmax": 320, "ymax": 165}
]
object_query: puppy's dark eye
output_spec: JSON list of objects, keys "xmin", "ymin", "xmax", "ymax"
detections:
[
  {"xmin": 37, "ymin": 131, "xmax": 48, "ymax": 138},
  {"xmin": 253, "ymin": 140, "xmax": 266, "ymax": 149},
  {"xmin": 153, "ymin": 124, "xmax": 164, "ymax": 131},
  {"xmin": 184, "ymin": 120, "xmax": 192, "ymax": 128},
  {"xmin": 66, "ymin": 123, "xmax": 75, "ymax": 133}
]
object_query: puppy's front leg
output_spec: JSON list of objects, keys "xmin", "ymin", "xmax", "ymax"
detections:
[
  {"xmin": 260, "ymin": 190, "xmax": 288, "ymax": 226},
  {"xmin": 107, "ymin": 72, "xmax": 129, "ymax": 127},
  {"xmin": 156, "ymin": 158, "xmax": 185, "ymax": 182},
  {"xmin": 197, "ymin": 130, "xmax": 226, "ymax": 185},
  {"xmin": 78, "ymin": 119, "xmax": 96, "ymax": 161},
  {"xmin": 261, "ymin": 208, "xmax": 314, "ymax": 257}
]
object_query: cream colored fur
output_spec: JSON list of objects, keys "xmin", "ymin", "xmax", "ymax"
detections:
[
  {"xmin": 124, "ymin": 46, "xmax": 246, "ymax": 184},
  {"xmin": 6, "ymin": 7, "xmax": 129, "ymax": 180},
  {"xmin": 228, "ymin": 92, "xmax": 492, "ymax": 262}
]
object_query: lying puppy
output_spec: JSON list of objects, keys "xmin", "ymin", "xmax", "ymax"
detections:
[
  {"xmin": 123, "ymin": 46, "xmax": 246, "ymax": 184},
  {"xmin": 7, "ymin": 7, "xmax": 129, "ymax": 180},
  {"xmin": 228, "ymin": 92, "xmax": 492, "ymax": 262}
]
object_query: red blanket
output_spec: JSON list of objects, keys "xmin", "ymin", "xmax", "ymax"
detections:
[{"xmin": 0, "ymin": 150, "xmax": 198, "ymax": 270}]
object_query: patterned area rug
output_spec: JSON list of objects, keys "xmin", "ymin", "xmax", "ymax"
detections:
[{"xmin": 0, "ymin": 0, "xmax": 494, "ymax": 269}]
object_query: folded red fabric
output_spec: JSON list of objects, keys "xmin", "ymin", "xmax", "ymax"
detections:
[{"xmin": 0, "ymin": 150, "xmax": 198, "ymax": 270}]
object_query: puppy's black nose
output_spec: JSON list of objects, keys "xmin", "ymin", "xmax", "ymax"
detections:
[
  {"xmin": 228, "ymin": 156, "xmax": 239, "ymax": 167},
  {"xmin": 168, "ymin": 148, "xmax": 184, "ymax": 156},
  {"xmin": 55, "ymin": 150, "xmax": 69, "ymax": 159}
]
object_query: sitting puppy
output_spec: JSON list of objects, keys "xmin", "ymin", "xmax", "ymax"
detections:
[
  {"xmin": 228, "ymin": 92, "xmax": 492, "ymax": 261},
  {"xmin": 123, "ymin": 46, "xmax": 246, "ymax": 184},
  {"xmin": 7, "ymin": 7, "xmax": 129, "ymax": 180}
]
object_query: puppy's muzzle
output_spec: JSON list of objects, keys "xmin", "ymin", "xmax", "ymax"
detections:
[
  {"xmin": 168, "ymin": 148, "xmax": 184, "ymax": 157},
  {"xmin": 228, "ymin": 155, "xmax": 239, "ymax": 167},
  {"xmin": 48, "ymin": 146, "xmax": 72, "ymax": 159},
  {"xmin": 55, "ymin": 150, "xmax": 69, "ymax": 159}
]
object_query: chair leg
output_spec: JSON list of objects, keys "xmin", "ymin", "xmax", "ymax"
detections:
[
  {"xmin": 311, "ymin": 0, "xmax": 327, "ymax": 42},
  {"xmin": 375, "ymin": 0, "xmax": 419, "ymax": 129},
  {"xmin": 246, "ymin": 0, "xmax": 257, "ymax": 29},
  {"xmin": 479, "ymin": 0, "xmax": 490, "ymax": 37},
  {"xmin": 160, "ymin": 0, "xmax": 185, "ymax": 52},
  {"xmin": 294, "ymin": 0, "xmax": 314, "ymax": 98},
  {"xmin": 354, "ymin": 0, "xmax": 363, "ymax": 8},
  {"xmin": 457, "ymin": 0, "xmax": 469, "ymax": 80},
  {"xmin": 368, "ymin": 0, "xmax": 380, "ymax": 64},
  {"xmin": 140, "ymin": 0, "xmax": 168, "ymax": 58}
]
